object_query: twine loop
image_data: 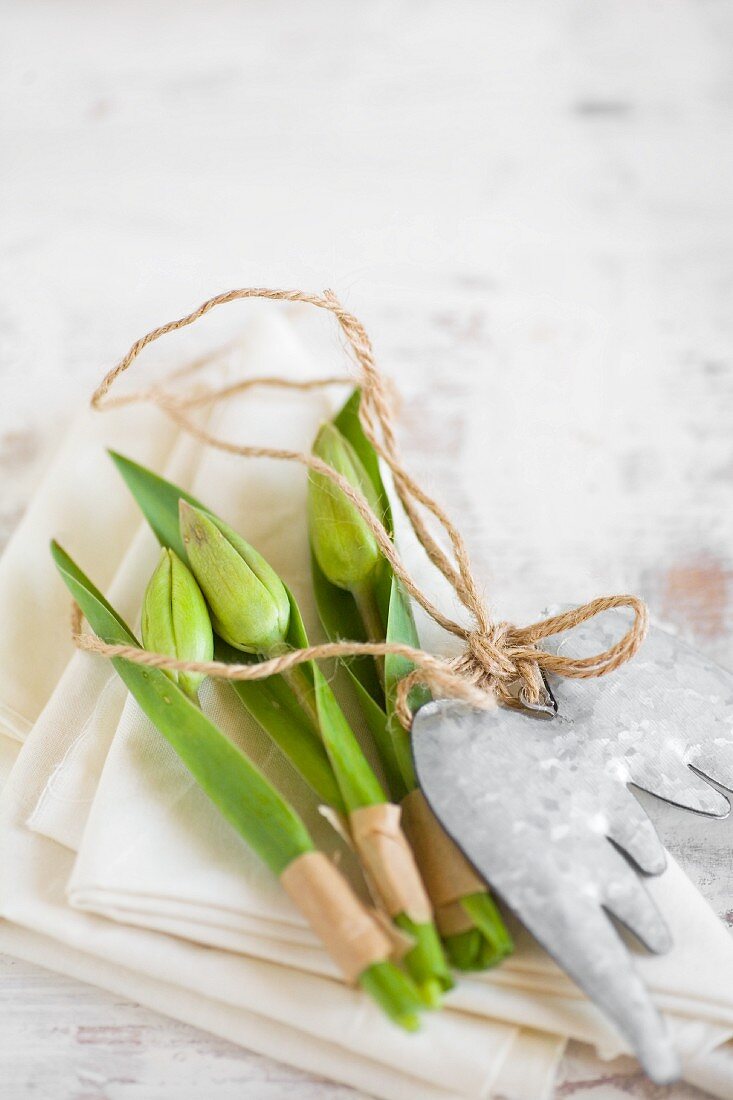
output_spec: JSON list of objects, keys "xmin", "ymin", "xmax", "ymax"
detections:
[{"xmin": 76, "ymin": 287, "xmax": 649, "ymax": 727}]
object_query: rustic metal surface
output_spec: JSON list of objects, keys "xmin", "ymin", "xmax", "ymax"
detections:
[{"xmin": 545, "ymin": 608, "xmax": 733, "ymax": 819}]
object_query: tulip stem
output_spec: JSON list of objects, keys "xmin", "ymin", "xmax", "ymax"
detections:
[
  {"xmin": 351, "ymin": 580, "xmax": 386, "ymax": 688},
  {"xmin": 281, "ymin": 663, "xmax": 322, "ymax": 737}
]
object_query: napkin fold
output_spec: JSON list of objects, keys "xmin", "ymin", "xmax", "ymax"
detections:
[{"xmin": 0, "ymin": 403, "xmax": 177, "ymax": 742}]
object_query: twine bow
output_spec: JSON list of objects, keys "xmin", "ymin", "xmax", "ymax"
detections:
[{"xmin": 73, "ymin": 287, "xmax": 648, "ymax": 728}]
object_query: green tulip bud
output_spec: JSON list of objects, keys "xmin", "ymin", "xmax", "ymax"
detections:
[
  {"xmin": 141, "ymin": 547, "xmax": 214, "ymax": 702},
  {"xmin": 179, "ymin": 500, "xmax": 290, "ymax": 654},
  {"xmin": 308, "ymin": 422, "xmax": 383, "ymax": 592}
]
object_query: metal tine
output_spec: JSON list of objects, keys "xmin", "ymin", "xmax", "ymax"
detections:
[
  {"xmin": 519, "ymin": 888, "xmax": 679, "ymax": 1084},
  {"xmin": 599, "ymin": 846, "xmax": 672, "ymax": 953},
  {"xmin": 555, "ymin": 772, "xmax": 670, "ymax": 948}
]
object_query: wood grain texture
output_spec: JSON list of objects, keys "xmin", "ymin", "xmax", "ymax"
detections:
[{"xmin": 1, "ymin": 0, "xmax": 733, "ymax": 1096}]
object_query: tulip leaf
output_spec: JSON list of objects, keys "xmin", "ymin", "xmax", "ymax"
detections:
[
  {"xmin": 109, "ymin": 450, "xmax": 197, "ymax": 561},
  {"xmin": 325, "ymin": 394, "xmax": 437, "ymax": 783},
  {"xmin": 51, "ymin": 541, "xmax": 314, "ymax": 877},
  {"xmin": 310, "ymin": 553, "xmax": 406, "ymax": 798},
  {"xmin": 311, "ymin": 668, "xmax": 384, "ymax": 809}
]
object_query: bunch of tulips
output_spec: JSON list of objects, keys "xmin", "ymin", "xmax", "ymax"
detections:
[{"xmin": 52, "ymin": 388, "xmax": 512, "ymax": 1032}]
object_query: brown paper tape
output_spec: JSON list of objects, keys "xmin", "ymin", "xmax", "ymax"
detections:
[
  {"xmin": 400, "ymin": 788, "xmax": 486, "ymax": 935},
  {"xmin": 280, "ymin": 851, "xmax": 392, "ymax": 984},
  {"xmin": 349, "ymin": 803, "xmax": 433, "ymax": 924}
]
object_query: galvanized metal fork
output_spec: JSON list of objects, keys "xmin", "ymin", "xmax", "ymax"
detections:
[{"xmin": 412, "ymin": 610, "xmax": 733, "ymax": 1083}]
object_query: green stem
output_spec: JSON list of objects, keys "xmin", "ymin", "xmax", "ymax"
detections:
[
  {"xmin": 352, "ymin": 579, "xmax": 386, "ymax": 689},
  {"xmin": 393, "ymin": 913, "xmax": 453, "ymax": 1007},
  {"xmin": 281, "ymin": 663, "xmax": 321, "ymax": 734},
  {"xmin": 359, "ymin": 962, "xmax": 422, "ymax": 1031}
]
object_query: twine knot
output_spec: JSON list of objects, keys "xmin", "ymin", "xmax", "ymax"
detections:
[
  {"xmin": 463, "ymin": 626, "xmax": 515, "ymax": 681},
  {"xmin": 451, "ymin": 625, "xmax": 543, "ymax": 708}
]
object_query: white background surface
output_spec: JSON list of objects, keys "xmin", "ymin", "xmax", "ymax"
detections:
[{"xmin": 1, "ymin": 1, "xmax": 732, "ymax": 1097}]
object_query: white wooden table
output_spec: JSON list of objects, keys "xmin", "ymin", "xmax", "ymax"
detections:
[{"xmin": 1, "ymin": 1, "xmax": 732, "ymax": 1096}]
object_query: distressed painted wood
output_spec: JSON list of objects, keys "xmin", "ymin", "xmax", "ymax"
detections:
[{"xmin": 1, "ymin": 0, "xmax": 732, "ymax": 1095}]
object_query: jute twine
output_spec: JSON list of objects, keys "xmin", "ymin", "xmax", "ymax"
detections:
[{"xmin": 71, "ymin": 287, "xmax": 648, "ymax": 728}]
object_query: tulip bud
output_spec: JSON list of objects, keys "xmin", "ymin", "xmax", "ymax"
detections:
[
  {"xmin": 141, "ymin": 547, "xmax": 214, "ymax": 702},
  {"xmin": 308, "ymin": 422, "xmax": 383, "ymax": 592},
  {"xmin": 179, "ymin": 500, "xmax": 290, "ymax": 654}
]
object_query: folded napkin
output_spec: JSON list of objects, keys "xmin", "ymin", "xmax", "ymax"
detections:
[{"xmin": 3, "ymin": 310, "xmax": 733, "ymax": 1096}]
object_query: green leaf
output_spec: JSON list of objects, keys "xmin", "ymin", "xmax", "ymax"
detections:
[
  {"xmin": 384, "ymin": 575, "xmax": 430, "ymax": 790},
  {"xmin": 51, "ymin": 541, "xmax": 313, "ymax": 877},
  {"xmin": 311, "ymin": 665, "xmax": 384, "ymax": 809},
  {"xmin": 311, "ymin": 554, "xmax": 382, "ymax": 700},
  {"xmin": 283, "ymin": 582, "xmax": 385, "ymax": 811},
  {"xmin": 216, "ymin": 639, "xmax": 344, "ymax": 813},
  {"xmin": 311, "ymin": 553, "xmax": 405, "ymax": 799},
  {"xmin": 110, "ymin": 451, "xmax": 198, "ymax": 561}
]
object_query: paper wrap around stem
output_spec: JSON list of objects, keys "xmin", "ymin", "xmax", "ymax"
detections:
[
  {"xmin": 401, "ymin": 789, "xmax": 486, "ymax": 935},
  {"xmin": 349, "ymin": 803, "xmax": 433, "ymax": 924},
  {"xmin": 280, "ymin": 851, "xmax": 392, "ymax": 983}
]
